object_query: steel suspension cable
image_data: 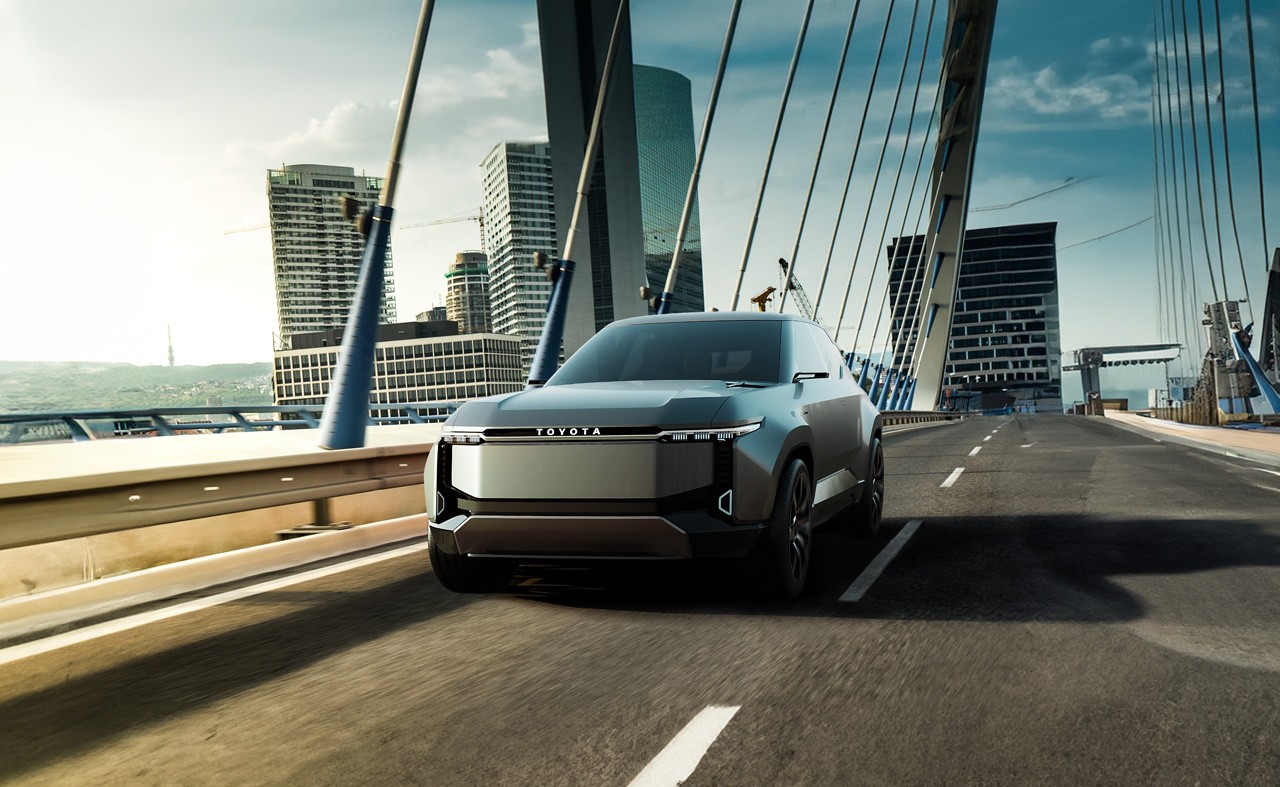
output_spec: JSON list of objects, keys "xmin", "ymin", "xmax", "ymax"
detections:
[
  {"xmin": 776, "ymin": 0, "xmax": 866, "ymax": 313},
  {"xmin": 825, "ymin": 3, "xmax": 909, "ymax": 335},
  {"xmin": 1177, "ymin": 0, "xmax": 1225, "ymax": 301},
  {"xmin": 1167, "ymin": 0, "xmax": 1203, "ymax": 363},
  {"xmin": 1167, "ymin": 0, "xmax": 1203, "ymax": 368},
  {"xmin": 727, "ymin": 0, "xmax": 818, "ymax": 311},
  {"xmin": 798, "ymin": 2, "xmax": 895, "ymax": 321},
  {"xmin": 1168, "ymin": 0, "xmax": 1212, "ymax": 351},
  {"xmin": 845, "ymin": 0, "xmax": 927, "ymax": 355},
  {"xmin": 876, "ymin": 11, "xmax": 945, "ymax": 379},
  {"xmin": 1211, "ymin": 0, "xmax": 1253, "ymax": 320},
  {"xmin": 660, "ymin": 0, "xmax": 742, "ymax": 307},
  {"xmin": 1243, "ymin": 0, "xmax": 1271, "ymax": 273},
  {"xmin": 1193, "ymin": 0, "xmax": 1233, "ymax": 305},
  {"xmin": 1158, "ymin": 0, "xmax": 1195, "ymax": 370},
  {"xmin": 857, "ymin": 0, "xmax": 939, "ymax": 364},
  {"xmin": 1149, "ymin": 58, "xmax": 1169, "ymax": 344}
]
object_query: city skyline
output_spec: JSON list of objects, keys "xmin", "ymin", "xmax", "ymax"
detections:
[{"xmin": 2, "ymin": 0, "xmax": 1276, "ymax": 402}]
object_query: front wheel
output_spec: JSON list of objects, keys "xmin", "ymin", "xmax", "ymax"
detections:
[
  {"xmin": 841, "ymin": 437, "xmax": 884, "ymax": 539},
  {"xmin": 738, "ymin": 457, "xmax": 813, "ymax": 601},
  {"xmin": 429, "ymin": 538, "xmax": 514, "ymax": 593}
]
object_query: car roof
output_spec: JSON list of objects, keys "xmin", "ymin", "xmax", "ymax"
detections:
[{"xmin": 609, "ymin": 311, "xmax": 814, "ymax": 328}]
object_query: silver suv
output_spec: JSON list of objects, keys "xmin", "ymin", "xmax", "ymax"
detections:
[{"xmin": 425, "ymin": 312, "xmax": 884, "ymax": 599}]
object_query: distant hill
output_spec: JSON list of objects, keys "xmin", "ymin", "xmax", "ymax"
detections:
[{"xmin": 0, "ymin": 361, "xmax": 273, "ymax": 413}]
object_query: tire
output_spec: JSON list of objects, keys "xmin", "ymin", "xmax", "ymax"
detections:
[
  {"xmin": 429, "ymin": 538, "xmax": 514, "ymax": 593},
  {"xmin": 738, "ymin": 457, "xmax": 814, "ymax": 601},
  {"xmin": 838, "ymin": 436, "xmax": 884, "ymax": 540}
]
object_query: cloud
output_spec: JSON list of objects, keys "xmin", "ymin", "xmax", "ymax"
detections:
[
  {"xmin": 225, "ymin": 45, "xmax": 545, "ymax": 168},
  {"xmin": 991, "ymin": 64, "xmax": 1148, "ymax": 121}
]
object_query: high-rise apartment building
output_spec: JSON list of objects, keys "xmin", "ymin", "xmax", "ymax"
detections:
[
  {"xmin": 481, "ymin": 142, "xmax": 557, "ymax": 370},
  {"xmin": 445, "ymin": 251, "xmax": 492, "ymax": 334},
  {"xmin": 267, "ymin": 164, "xmax": 396, "ymax": 348},
  {"xmin": 537, "ymin": 0, "xmax": 648, "ymax": 354},
  {"xmin": 634, "ymin": 64, "xmax": 704, "ymax": 313},
  {"xmin": 886, "ymin": 222, "xmax": 1062, "ymax": 411}
]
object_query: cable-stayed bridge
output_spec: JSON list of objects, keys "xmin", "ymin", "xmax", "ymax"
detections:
[{"xmin": 1, "ymin": 1, "xmax": 1279, "ymax": 783}]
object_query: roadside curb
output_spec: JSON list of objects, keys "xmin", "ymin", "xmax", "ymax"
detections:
[
  {"xmin": 0, "ymin": 514, "xmax": 428, "ymax": 643},
  {"xmin": 1098, "ymin": 414, "xmax": 1280, "ymax": 468}
]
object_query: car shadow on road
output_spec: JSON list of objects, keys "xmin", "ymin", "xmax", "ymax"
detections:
[
  {"xmin": 510, "ymin": 514, "xmax": 1280, "ymax": 626},
  {"xmin": 0, "ymin": 558, "xmax": 474, "ymax": 782}
]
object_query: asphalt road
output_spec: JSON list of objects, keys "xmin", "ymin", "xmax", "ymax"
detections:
[{"xmin": 3, "ymin": 414, "xmax": 1279, "ymax": 785}]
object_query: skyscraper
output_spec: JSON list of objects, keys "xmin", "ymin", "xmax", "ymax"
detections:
[
  {"xmin": 267, "ymin": 164, "xmax": 396, "ymax": 348},
  {"xmin": 480, "ymin": 142, "xmax": 557, "ymax": 370},
  {"xmin": 537, "ymin": 0, "xmax": 647, "ymax": 354},
  {"xmin": 886, "ymin": 222, "xmax": 1062, "ymax": 411},
  {"xmin": 634, "ymin": 64, "xmax": 704, "ymax": 313},
  {"xmin": 445, "ymin": 251, "xmax": 492, "ymax": 334}
]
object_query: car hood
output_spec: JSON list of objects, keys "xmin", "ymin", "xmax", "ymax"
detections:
[{"xmin": 447, "ymin": 380, "xmax": 761, "ymax": 430}]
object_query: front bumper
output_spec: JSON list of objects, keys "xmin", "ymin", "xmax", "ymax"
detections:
[{"xmin": 429, "ymin": 511, "xmax": 764, "ymax": 560}]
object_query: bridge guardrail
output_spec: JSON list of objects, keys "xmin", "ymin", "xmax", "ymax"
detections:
[
  {"xmin": 881, "ymin": 410, "xmax": 967, "ymax": 427},
  {"xmin": 0, "ymin": 402, "xmax": 463, "ymax": 445},
  {"xmin": 0, "ymin": 426, "xmax": 441, "ymax": 552}
]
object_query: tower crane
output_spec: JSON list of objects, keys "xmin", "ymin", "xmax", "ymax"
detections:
[
  {"xmin": 400, "ymin": 207, "xmax": 486, "ymax": 253},
  {"xmin": 750, "ymin": 286, "xmax": 777, "ymax": 312},
  {"xmin": 777, "ymin": 258, "xmax": 824, "ymax": 329}
]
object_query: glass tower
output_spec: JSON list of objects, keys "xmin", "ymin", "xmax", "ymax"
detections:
[{"xmin": 634, "ymin": 65, "xmax": 704, "ymax": 313}]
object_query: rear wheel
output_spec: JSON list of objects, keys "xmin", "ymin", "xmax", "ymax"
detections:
[
  {"xmin": 429, "ymin": 538, "xmax": 514, "ymax": 593},
  {"xmin": 738, "ymin": 457, "xmax": 813, "ymax": 600}
]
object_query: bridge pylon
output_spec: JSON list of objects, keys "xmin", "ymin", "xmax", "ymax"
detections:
[{"xmin": 905, "ymin": 0, "xmax": 999, "ymax": 410}]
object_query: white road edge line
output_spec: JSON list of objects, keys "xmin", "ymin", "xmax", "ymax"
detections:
[
  {"xmin": 1256, "ymin": 468, "xmax": 1280, "ymax": 478},
  {"xmin": 0, "ymin": 542, "xmax": 429, "ymax": 667},
  {"xmin": 629, "ymin": 705, "xmax": 741, "ymax": 787},
  {"xmin": 941, "ymin": 467, "xmax": 964, "ymax": 488},
  {"xmin": 968, "ymin": 446, "xmax": 981, "ymax": 456},
  {"xmin": 839, "ymin": 519, "xmax": 924, "ymax": 603}
]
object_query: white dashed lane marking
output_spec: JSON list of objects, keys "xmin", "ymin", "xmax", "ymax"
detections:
[
  {"xmin": 983, "ymin": 435, "xmax": 992, "ymax": 442},
  {"xmin": 839, "ymin": 519, "xmax": 924, "ymax": 603},
  {"xmin": 941, "ymin": 467, "xmax": 964, "ymax": 488},
  {"xmin": 968, "ymin": 446, "xmax": 981, "ymax": 456},
  {"xmin": 629, "ymin": 705, "xmax": 741, "ymax": 787}
]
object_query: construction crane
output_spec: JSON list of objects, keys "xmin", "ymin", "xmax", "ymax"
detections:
[
  {"xmin": 750, "ymin": 286, "xmax": 776, "ymax": 312},
  {"xmin": 777, "ymin": 257, "xmax": 821, "ymax": 326},
  {"xmin": 224, "ymin": 222, "xmax": 268, "ymax": 235},
  {"xmin": 400, "ymin": 207, "xmax": 485, "ymax": 253}
]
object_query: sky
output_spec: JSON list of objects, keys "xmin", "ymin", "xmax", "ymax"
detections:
[{"xmin": 1, "ymin": 0, "xmax": 1276, "ymax": 402}]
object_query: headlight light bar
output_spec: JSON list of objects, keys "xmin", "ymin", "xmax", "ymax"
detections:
[{"xmin": 657, "ymin": 421, "xmax": 761, "ymax": 443}]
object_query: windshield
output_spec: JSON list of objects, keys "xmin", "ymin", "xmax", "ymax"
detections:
[{"xmin": 548, "ymin": 320, "xmax": 783, "ymax": 385}]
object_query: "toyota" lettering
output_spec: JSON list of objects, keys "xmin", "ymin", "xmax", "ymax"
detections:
[{"xmin": 534, "ymin": 427, "xmax": 603, "ymax": 436}]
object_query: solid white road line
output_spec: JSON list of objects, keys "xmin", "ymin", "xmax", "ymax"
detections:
[
  {"xmin": 0, "ymin": 542, "xmax": 428, "ymax": 667},
  {"xmin": 968, "ymin": 446, "xmax": 981, "ymax": 456},
  {"xmin": 629, "ymin": 705, "xmax": 741, "ymax": 787},
  {"xmin": 941, "ymin": 468, "xmax": 964, "ymax": 488},
  {"xmin": 839, "ymin": 519, "xmax": 924, "ymax": 603}
]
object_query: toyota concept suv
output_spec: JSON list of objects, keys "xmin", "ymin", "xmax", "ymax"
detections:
[{"xmin": 425, "ymin": 312, "xmax": 884, "ymax": 599}]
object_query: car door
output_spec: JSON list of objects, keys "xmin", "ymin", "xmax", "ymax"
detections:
[{"xmin": 788, "ymin": 323, "xmax": 853, "ymax": 488}]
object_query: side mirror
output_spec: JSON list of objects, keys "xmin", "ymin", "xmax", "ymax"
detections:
[{"xmin": 792, "ymin": 371, "xmax": 829, "ymax": 383}]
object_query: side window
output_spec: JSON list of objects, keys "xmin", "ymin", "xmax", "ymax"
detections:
[
  {"xmin": 808, "ymin": 325, "xmax": 846, "ymax": 377},
  {"xmin": 789, "ymin": 323, "xmax": 828, "ymax": 377}
]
